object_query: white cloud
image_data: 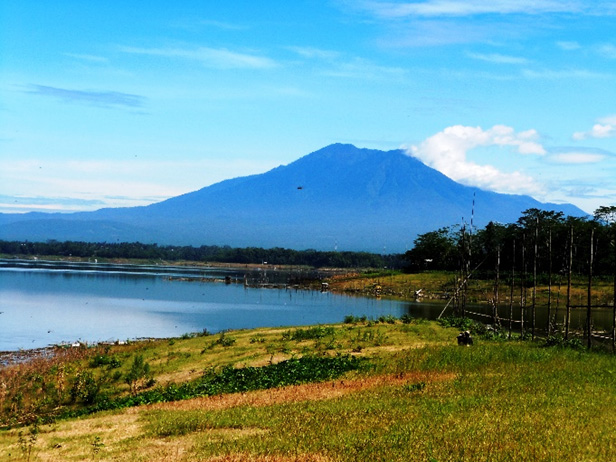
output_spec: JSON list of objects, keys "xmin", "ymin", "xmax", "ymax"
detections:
[
  {"xmin": 0, "ymin": 158, "xmax": 279, "ymax": 212},
  {"xmin": 321, "ymin": 57, "xmax": 408, "ymax": 80},
  {"xmin": 286, "ymin": 46, "xmax": 341, "ymax": 60},
  {"xmin": 355, "ymin": 0, "xmax": 588, "ymax": 18},
  {"xmin": 556, "ymin": 41, "xmax": 581, "ymax": 51},
  {"xmin": 26, "ymin": 85, "xmax": 146, "ymax": 109},
  {"xmin": 521, "ymin": 68, "xmax": 610, "ymax": 79},
  {"xmin": 573, "ymin": 115, "xmax": 616, "ymax": 140},
  {"xmin": 467, "ymin": 52, "xmax": 529, "ymax": 64},
  {"xmin": 119, "ymin": 46, "xmax": 277, "ymax": 69},
  {"xmin": 407, "ymin": 125, "xmax": 545, "ymax": 194},
  {"xmin": 550, "ymin": 152, "xmax": 606, "ymax": 163},
  {"xmin": 598, "ymin": 44, "xmax": 616, "ymax": 59},
  {"xmin": 64, "ymin": 53, "xmax": 109, "ymax": 63}
]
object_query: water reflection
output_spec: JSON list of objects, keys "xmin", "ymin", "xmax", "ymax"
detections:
[
  {"xmin": 2, "ymin": 262, "xmax": 611, "ymax": 351},
  {"xmin": 0, "ymin": 267, "xmax": 408, "ymax": 351}
]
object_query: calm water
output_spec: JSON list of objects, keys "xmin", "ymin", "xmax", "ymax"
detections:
[
  {"xmin": 0, "ymin": 263, "xmax": 413, "ymax": 351},
  {"xmin": 1, "ymin": 261, "xmax": 612, "ymax": 351}
]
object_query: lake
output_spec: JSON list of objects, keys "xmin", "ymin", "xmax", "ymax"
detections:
[
  {"xmin": 1, "ymin": 260, "xmax": 612, "ymax": 352},
  {"xmin": 0, "ymin": 260, "xmax": 414, "ymax": 351}
]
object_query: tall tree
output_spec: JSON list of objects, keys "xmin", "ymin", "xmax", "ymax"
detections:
[{"xmin": 594, "ymin": 206, "xmax": 616, "ymax": 352}]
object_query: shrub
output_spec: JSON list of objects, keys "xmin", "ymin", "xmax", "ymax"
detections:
[
  {"xmin": 282, "ymin": 326, "xmax": 335, "ymax": 341},
  {"xmin": 89, "ymin": 354, "xmax": 121, "ymax": 369},
  {"xmin": 70, "ymin": 371, "xmax": 100, "ymax": 404},
  {"xmin": 125, "ymin": 355, "xmax": 153, "ymax": 395},
  {"xmin": 378, "ymin": 314, "xmax": 397, "ymax": 324},
  {"xmin": 544, "ymin": 335, "xmax": 584, "ymax": 350},
  {"xmin": 215, "ymin": 331, "xmax": 236, "ymax": 347},
  {"xmin": 343, "ymin": 315, "xmax": 367, "ymax": 324}
]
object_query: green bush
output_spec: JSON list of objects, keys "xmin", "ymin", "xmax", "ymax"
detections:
[
  {"xmin": 282, "ymin": 326, "xmax": 335, "ymax": 341},
  {"xmin": 89, "ymin": 354, "xmax": 121, "ymax": 369},
  {"xmin": 70, "ymin": 371, "xmax": 100, "ymax": 404},
  {"xmin": 63, "ymin": 354, "xmax": 367, "ymax": 419},
  {"xmin": 214, "ymin": 331, "xmax": 236, "ymax": 347},
  {"xmin": 125, "ymin": 355, "xmax": 152, "ymax": 395},
  {"xmin": 544, "ymin": 335, "xmax": 584, "ymax": 350}
]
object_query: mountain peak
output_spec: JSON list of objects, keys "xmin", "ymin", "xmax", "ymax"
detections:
[{"xmin": 0, "ymin": 144, "xmax": 586, "ymax": 253}]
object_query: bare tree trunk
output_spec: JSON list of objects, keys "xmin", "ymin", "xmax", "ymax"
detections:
[
  {"xmin": 532, "ymin": 217, "xmax": 538, "ymax": 340},
  {"xmin": 461, "ymin": 224, "xmax": 470, "ymax": 318},
  {"xmin": 547, "ymin": 228, "xmax": 553, "ymax": 336},
  {"xmin": 587, "ymin": 228, "xmax": 594, "ymax": 349},
  {"xmin": 566, "ymin": 224, "xmax": 573, "ymax": 340},
  {"xmin": 613, "ymin": 225, "xmax": 616, "ymax": 353},
  {"xmin": 509, "ymin": 240, "xmax": 515, "ymax": 340},
  {"xmin": 494, "ymin": 246, "xmax": 500, "ymax": 325},
  {"xmin": 521, "ymin": 235, "xmax": 526, "ymax": 338}
]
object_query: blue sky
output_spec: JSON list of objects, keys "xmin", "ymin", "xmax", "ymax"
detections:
[{"xmin": 1, "ymin": 1, "xmax": 615, "ymax": 215}]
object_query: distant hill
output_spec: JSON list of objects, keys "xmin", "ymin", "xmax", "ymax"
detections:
[{"xmin": 0, "ymin": 144, "xmax": 586, "ymax": 253}]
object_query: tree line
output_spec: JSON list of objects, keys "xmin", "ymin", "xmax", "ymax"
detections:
[
  {"xmin": 404, "ymin": 206, "xmax": 616, "ymax": 280},
  {"xmin": 406, "ymin": 206, "xmax": 616, "ymax": 349},
  {"xmin": 0, "ymin": 240, "xmax": 402, "ymax": 269},
  {"xmin": 2, "ymin": 207, "xmax": 615, "ymax": 276}
]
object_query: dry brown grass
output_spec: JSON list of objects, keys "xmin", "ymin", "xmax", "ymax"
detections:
[
  {"xmin": 143, "ymin": 370, "xmax": 454, "ymax": 413},
  {"xmin": 205, "ymin": 454, "xmax": 333, "ymax": 462}
]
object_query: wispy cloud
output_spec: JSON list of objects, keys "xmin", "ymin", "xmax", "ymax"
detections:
[
  {"xmin": 321, "ymin": 57, "xmax": 408, "ymax": 80},
  {"xmin": 598, "ymin": 43, "xmax": 616, "ymax": 59},
  {"xmin": 467, "ymin": 52, "xmax": 529, "ymax": 64},
  {"xmin": 376, "ymin": 20, "xmax": 498, "ymax": 47},
  {"xmin": 286, "ymin": 46, "xmax": 341, "ymax": 60},
  {"xmin": 353, "ymin": 1, "xmax": 597, "ymax": 18},
  {"xmin": 197, "ymin": 19, "xmax": 247, "ymax": 30},
  {"xmin": 170, "ymin": 19, "xmax": 248, "ymax": 32},
  {"xmin": 64, "ymin": 53, "xmax": 109, "ymax": 63},
  {"xmin": 573, "ymin": 115, "xmax": 616, "ymax": 140},
  {"xmin": 0, "ymin": 194, "xmax": 106, "ymax": 213},
  {"xmin": 407, "ymin": 124, "xmax": 546, "ymax": 195},
  {"xmin": 0, "ymin": 157, "xmax": 280, "ymax": 213},
  {"xmin": 547, "ymin": 147, "xmax": 611, "ymax": 164},
  {"xmin": 521, "ymin": 68, "xmax": 610, "ymax": 79},
  {"xmin": 119, "ymin": 46, "xmax": 277, "ymax": 69},
  {"xmin": 26, "ymin": 85, "xmax": 146, "ymax": 109},
  {"xmin": 556, "ymin": 41, "xmax": 581, "ymax": 51}
]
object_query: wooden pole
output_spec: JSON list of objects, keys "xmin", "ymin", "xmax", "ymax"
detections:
[
  {"xmin": 566, "ymin": 224, "xmax": 573, "ymax": 340},
  {"xmin": 461, "ymin": 224, "xmax": 468, "ymax": 318},
  {"xmin": 509, "ymin": 240, "xmax": 515, "ymax": 339},
  {"xmin": 547, "ymin": 227, "xmax": 553, "ymax": 336},
  {"xmin": 494, "ymin": 246, "xmax": 500, "ymax": 325},
  {"xmin": 613, "ymin": 225, "xmax": 616, "ymax": 353},
  {"xmin": 532, "ymin": 217, "xmax": 538, "ymax": 340},
  {"xmin": 521, "ymin": 234, "xmax": 526, "ymax": 338},
  {"xmin": 587, "ymin": 228, "xmax": 594, "ymax": 350}
]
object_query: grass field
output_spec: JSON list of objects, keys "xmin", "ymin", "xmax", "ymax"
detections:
[{"xmin": 1, "ymin": 316, "xmax": 615, "ymax": 462}]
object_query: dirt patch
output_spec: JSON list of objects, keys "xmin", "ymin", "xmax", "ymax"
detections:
[{"xmin": 142, "ymin": 371, "xmax": 455, "ymax": 413}]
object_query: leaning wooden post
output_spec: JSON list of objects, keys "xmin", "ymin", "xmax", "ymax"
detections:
[
  {"xmin": 587, "ymin": 227, "xmax": 594, "ymax": 349},
  {"xmin": 566, "ymin": 224, "xmax": 573, "ymax": 340}
]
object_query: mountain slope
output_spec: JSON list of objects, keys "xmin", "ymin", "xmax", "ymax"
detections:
[{"xmin": 0, "ymin": 144, "xmax": 586, "ymax": 253}]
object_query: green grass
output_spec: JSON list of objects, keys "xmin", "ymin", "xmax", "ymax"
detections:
[
  {"xmin": 142, "ymin": 343, "xmax": 616, "ymax": 461},
  {"xmin": 1, "ymin": 319, "xmax": 615, "ymax": 461}
]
